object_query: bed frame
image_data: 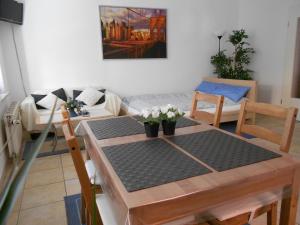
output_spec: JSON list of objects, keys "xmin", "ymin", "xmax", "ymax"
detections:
[
  {"xmin": 120, "ymin": 77, "xmax": 257, "ymax": 123},
  {"xmin": 203, "ymin": 77, "xmax": 257, "ymax": 122}
]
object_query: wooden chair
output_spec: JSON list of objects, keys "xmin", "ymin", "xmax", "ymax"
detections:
[
  {"xmin": 61, "ymin": 106, "xmax": 103, "ymax": 224},
  {"xmin": 236, "ymin": 100, "xmax": 298, "ymax": 153},
  {"xmin": 207, "ymin": 100, "xmax": 298, "ymax": 225},
  {"xmin": 190, "ymin": 91, "xmax": 224, "ymax": 127}
]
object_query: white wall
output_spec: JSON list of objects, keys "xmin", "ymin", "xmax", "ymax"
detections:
[
  {"xmin": 0, "ymin": 26, "xmax": 11, "ymax": 180},
  {"xmin": 0, "ymin": 21, "xmax": 26, "ymax": 101},
  {"xmin": 2, "ymin": 0, "xmax": 298, "ymax": 103},
  {"xmin": 238, "ymin": 0, "xmax": 296, "ymax": 104},
  {"xmin": 19, "ymin": 0, "xmax": 239, "ymax": 96}
]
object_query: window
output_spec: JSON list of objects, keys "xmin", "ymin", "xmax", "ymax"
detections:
[{"xmin": 0, "ymin": 63, "xmax": 5, "ymax": 94}]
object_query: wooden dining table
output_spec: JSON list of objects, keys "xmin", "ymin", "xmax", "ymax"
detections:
[{"xmin": 79, "ymin": 116, "xmax": 300, "ymax": 225}]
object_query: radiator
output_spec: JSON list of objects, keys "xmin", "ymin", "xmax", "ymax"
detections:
[{"xmin": 3, "ymin": 101, "xmax": 23, "ymax": 159}]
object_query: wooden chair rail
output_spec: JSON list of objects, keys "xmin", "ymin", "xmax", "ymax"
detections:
[
  {"xmin": 191, "ymin": 91, "xmax": 224, "ymax": 127},
  {"xmin": 194, "ymin": 92, "xmax": 222, "ymax": 104},
  {"xmin": 245, "ymin": 101, "xmax": 290, "ymax": 119},
  {"xmin": 241, "ymin": 124, "xmax": 282, "ymax": 145},
  {"xmin": 192, "ymin": 111, "xmax": 214, "ymax": 124}
]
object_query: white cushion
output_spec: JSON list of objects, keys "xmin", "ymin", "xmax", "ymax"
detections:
[
  {"xmin": 209, "ymin": 189, "xmax": 282, "ymax": 221},
  {"xmin": 85, "ymin": 160, "xmax": 102, "ymax": 185},
  {"xmin": 96, "ymin": 194, "xmax": 118, "ymax": 225},
  {"xmin": 36, "ymin": 93, "xmax": 65, "ymax": 110},
  {"xmin": 76, "ymin": 88, "xmax": 104, "ymax": 107},
  {"xmin": 95, "ymin": 193, "xmax": 196, "ymax": 225}
]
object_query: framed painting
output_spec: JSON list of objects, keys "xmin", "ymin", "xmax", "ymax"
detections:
[{"xmin": 99, "ymin": 6, "xmax": 167, "ymax": 59}]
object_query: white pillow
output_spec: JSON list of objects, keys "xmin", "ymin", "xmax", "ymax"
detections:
[
  {"xmin": 37, "ymin": 93, "xmax": 65, "ymax": 110},
  {"xmin": 76, "ymin": 88, "xmax": 104, "ymax": 107}
]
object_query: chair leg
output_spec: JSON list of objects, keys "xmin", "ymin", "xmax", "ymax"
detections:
[
  {"xmin": 267, "ymin": 202, "xmax": 278, "ymax": 225},
  {"xmin": 81, "ymin": 192, "xmax": 86, "ymax": 224},
  {"xmin": 86, "ymin": 209, "xmax": 91, "ymax": 225}
]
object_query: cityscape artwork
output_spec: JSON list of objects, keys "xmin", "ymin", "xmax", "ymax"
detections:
[{"xmin": 99, "ymin": 6, "xmax": 167, "ymax": 59}]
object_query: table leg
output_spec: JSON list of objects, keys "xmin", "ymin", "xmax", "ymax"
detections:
[
  {"xmin": 129, "ymin": 212, "xmax": 143, "ymax": 225},
  {"xmin": 279, "ymin": 168, "xmax": 300, "ymax": 225}
]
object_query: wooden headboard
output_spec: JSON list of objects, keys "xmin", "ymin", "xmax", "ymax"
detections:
[{"xmin": 203, "ymin": 77, "xmax": 257, "ymax": 102}]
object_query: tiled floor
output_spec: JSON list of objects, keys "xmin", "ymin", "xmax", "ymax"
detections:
[
  {"xmin": 6, "ymin": 151, "xmax": 86, "ymax": 225},
  {"xmin": 6, "ymin": 118, "xmax": 300, "ymax": 225}
]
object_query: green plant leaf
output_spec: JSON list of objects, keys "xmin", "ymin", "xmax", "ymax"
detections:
[
  {"xmin": 210, "ymin": 29, "xmax": 254, "ymax": 80},
  {"xmin": 0, "ymin": 98, "xmax": 57, "ymax": 225}
]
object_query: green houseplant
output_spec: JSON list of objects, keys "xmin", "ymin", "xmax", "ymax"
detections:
[
  {"xmin": 211, "ymin": 29, "xmax": 255, "ymax": 80},
  {"xmin": 0, "ymin": 99, "xmax": 56, "ymax": 225},
  {"xmin": 65, "ymin": 97, "xmax": 84, "ymax": 117}
]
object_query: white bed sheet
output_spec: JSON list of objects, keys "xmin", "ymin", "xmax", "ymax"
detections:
[{"xmin": 121, "ymin": 92, "xmax": 242, "ymax": 116}]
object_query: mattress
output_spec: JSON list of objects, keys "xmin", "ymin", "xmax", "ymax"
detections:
[{"xmin": 121, "ymin": 92, "xmax": 243, "ymax": 116}]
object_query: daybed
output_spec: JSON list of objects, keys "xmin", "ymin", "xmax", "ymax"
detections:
[
  {"xmin": 21, "ymin": 87, "xmax": 122, "ymax": 132},
  {"xmin": 121, "ymin": 77, "xmax": 257, "ymax": 122}
]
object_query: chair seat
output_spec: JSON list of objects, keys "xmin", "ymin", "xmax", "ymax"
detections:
[
  {"xmin": 209, "ymin": 189, "xmax": 282, "ymax": 221},
  {"xmin": 96, "ymin": 194, "xmax": 119, "ymax": 225},
  {"xmin": 85, "ymin": 160, "xmax": 102, "ymax": 185},
  {"xmin": 96, "ymin": 193, "xmax": 199, "ymax": 225}
]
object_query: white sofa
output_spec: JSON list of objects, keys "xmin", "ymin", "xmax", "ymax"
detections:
[{"xmin": 21, "ymin": 88, "xmax": 121, "ymax": 132}]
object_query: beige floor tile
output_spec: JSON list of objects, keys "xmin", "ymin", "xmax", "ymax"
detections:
[
  {"xmin": 39, "ymin": 139, "xmax": 68, "ymax": 154},
  {"xmin": 30, "ymin": 155, "xmax": 62, "ymax": 173},
  {"xmin": 21, "ymin": 182, "xmax": 66, "ymax": 210},
  {"xmin": 18, "ymin": 201, "xmax": 67, "ymax": 225},
  {"xmin": 63, "ymin": 165, "xmax": 78, "ymax": 180},
  {"xmin": 65, "ymin": 178, "xmax": 81, "ymax": 196},
  {"xmin": 61, "ymin": 151, "xmax": 87, "ymax": 168},
  {"xmin": 25, "ymin": 167, "xmax": 64, "ymax": 189},
  {"xmin": 6, "ymin": 211, "xmax": 19, "ymax": 225},
  {"xmin": 61, "ymin": 153, "xmax": 74, "ymax": 168}
]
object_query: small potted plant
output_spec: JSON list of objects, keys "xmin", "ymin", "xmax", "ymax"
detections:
[
  {"xmin": 65, "ymin": 97, "xmax": 83, "ymax": 117},
  {"xmin": 141, "ymin": 106, "xmax": 161, "ymax": 138},
  {"xmin": 160, "ymin": 104, "xmax": 184, "ymax": 135}
]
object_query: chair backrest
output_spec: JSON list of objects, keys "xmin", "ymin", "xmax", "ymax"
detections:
[
  {"xmin": 61, "ymin": 105, "xmax": 100, "ymax": 221},
  {"xmin": 236, "ymin": 100, "xmax": 298, "ymax": 152},
  {"xmin": 190, "ymin": 91, "xmax": 224, "ymax": 127}
]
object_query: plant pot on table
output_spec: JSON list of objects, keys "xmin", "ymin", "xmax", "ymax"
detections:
[
  {"xmin": 162, "ymin": 120, "xmax": 176, "ymax": 136},
  {"xmin": 144, "ymin": 122, "xmax": 160, "ymax": 138}
]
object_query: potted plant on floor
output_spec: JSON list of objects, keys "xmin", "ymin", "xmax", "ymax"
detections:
[
  {"xmin": 160, "ymin": 104, "xmax": 184, "ymax": 136},
  {"xmin": 141, "ymin": 107, "xmax": 161, "ymax": 138},
  {"xmin": 65, "ymin": 97, "xmax": 83, "ymax": 117},
  {"xmin": 210, "ymin": 29, "xmax": 255, "ymax": 80}
]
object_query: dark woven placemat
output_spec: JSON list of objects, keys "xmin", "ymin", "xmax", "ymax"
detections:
[
  {"xmin": 133, "ymin": 115, "xmax": 200, "ymax": 128},
  {"xmin": 103, "ymin": 139, "xmax": 211, "ymax": 192},
  {"xmin": 168, "ymin": 130, "xmax": 281, "ymax": 172},
  {"xmin": 87, "ymin": 117, "xmax": 145, "ymax": 140}
]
